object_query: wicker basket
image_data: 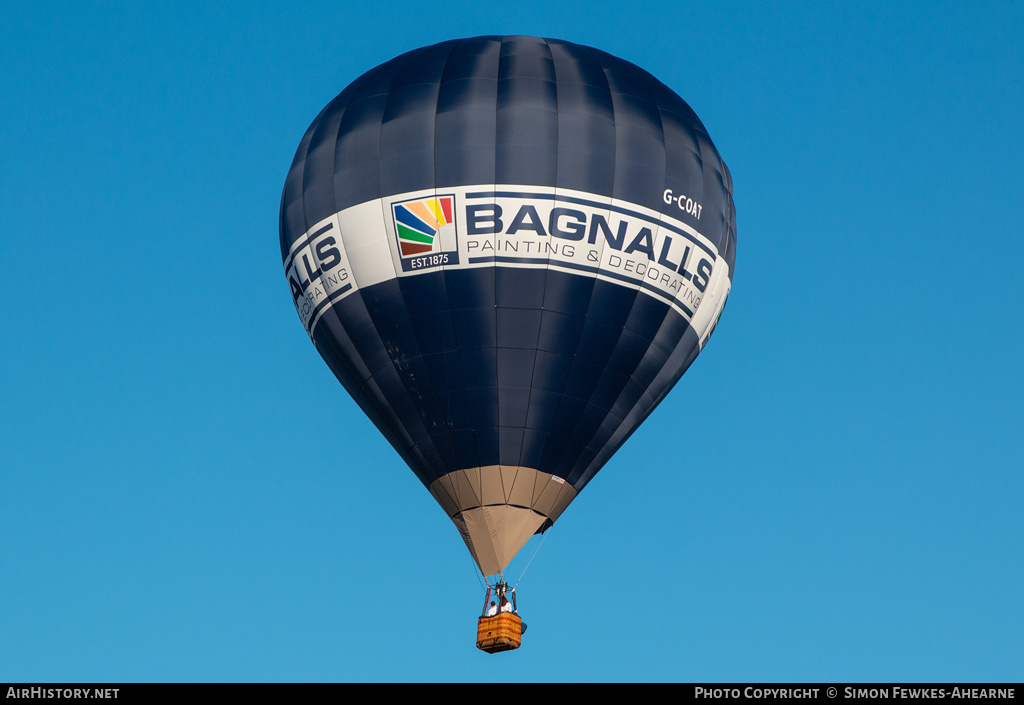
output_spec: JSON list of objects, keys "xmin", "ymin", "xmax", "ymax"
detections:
[{"xmin": 476, "ymin": 613, "xmax": 522, "ymax": 653}]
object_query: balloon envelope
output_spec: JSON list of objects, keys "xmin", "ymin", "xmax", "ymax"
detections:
[{"xmin": 280, "ymin": 36, "xmax": 736, "ymax": 576}]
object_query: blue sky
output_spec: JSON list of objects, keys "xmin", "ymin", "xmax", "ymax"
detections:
[{"xmin": 1, "ymin": 0, "xmax": 1021, "ymax": 683}]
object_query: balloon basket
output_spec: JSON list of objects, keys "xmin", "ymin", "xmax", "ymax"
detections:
[{"xmin": 476, "ymin": 613, "xmax": 522, "ymax": 653}]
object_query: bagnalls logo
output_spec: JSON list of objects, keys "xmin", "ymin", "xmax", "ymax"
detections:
[{"xmin": 391, "ymin": 194, "xmax": 459, "ymax": 271}]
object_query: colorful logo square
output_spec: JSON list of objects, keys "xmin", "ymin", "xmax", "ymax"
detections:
[{"xmin": 392, "ymin": 195, "xmax": 455, "ymax": 258}]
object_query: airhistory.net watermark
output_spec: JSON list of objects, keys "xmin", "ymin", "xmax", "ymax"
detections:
[{"xmin": 6, "ymin": 689, "xmax": 118, "ymax": 699}]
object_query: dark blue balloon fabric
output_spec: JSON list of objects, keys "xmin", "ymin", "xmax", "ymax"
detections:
[{"xmin": 280, "ymin": 36, "xmax": 736, "ymax": 496}]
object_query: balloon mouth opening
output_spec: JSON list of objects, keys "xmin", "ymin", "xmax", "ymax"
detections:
[{"xmin": 480, "ymin": 531, "xmax": 551, "ymax": 587}]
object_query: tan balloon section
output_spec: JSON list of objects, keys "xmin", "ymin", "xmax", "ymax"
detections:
[{"xmin": 429, "ymin": 465, "xmax": 578, "ymax": 576}]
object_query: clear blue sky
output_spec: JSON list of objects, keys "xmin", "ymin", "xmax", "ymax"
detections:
[{"xmin": 2, "ymin": 0, "xmax": 1021, "ymax": 683}]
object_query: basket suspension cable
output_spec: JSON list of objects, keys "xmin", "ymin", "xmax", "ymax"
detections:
[
  {"xmin": 513, "ymin": 530, "xmax": 548, "ymax": 590},
  {"xmin": 466, "ymin": 549, "xmax": 489, "ymax": 592},
  {"xmin": 480, "ymin": 585, "xmax": 493, "ymax": 616}
]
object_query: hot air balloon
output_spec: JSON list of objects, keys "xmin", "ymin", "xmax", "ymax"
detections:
[{"xmin": 279, "ymin": 36, "xmax": 736, "ymax": 644}]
